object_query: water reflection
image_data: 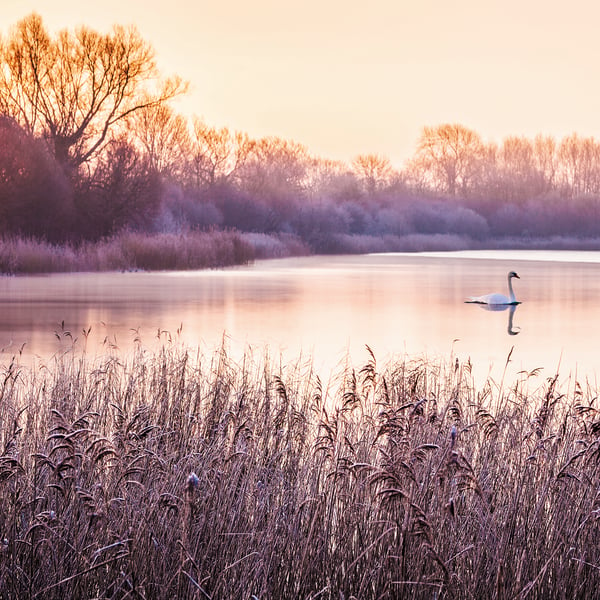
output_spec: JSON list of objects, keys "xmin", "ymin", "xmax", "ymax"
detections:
[
  {"xmin": 1, "ymin": 251, "xmax": 600, "ymax": 384},
  {"xmin": 471, "ymin": 303, "xmax": 521, "ymax": 336}
]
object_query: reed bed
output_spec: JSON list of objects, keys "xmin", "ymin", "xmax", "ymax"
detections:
[
  {"xmin": 0, "ymin": 344, "xmax": 599, "ymax": 599},
  {"xmin": 0, "ymin": 231, "xmax": 310, "ymax": 274}
]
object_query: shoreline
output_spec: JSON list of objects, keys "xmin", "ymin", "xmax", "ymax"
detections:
[{"xmin": 4, "ymin": 231, "xmax": 600, "ymax": 275}]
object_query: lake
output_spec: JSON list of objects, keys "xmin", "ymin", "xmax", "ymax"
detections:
[{"xmin": 1, "ymin": 250, "xmax": 599, "ymax": 385}]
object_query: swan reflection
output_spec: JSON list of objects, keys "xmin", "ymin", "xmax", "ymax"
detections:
[{"xmin": 475, "ymin": 302, "xmax": 520, "ymax": 336}]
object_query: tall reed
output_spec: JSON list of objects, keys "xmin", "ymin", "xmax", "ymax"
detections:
[{"xmin": 0, "ymin": 344, "xmax": 599, "ymax": 598}]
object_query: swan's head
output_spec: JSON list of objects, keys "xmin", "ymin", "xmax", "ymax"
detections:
[{"xmin": 508, "ymin": 271, "xmax": 520, "ymax": 279}]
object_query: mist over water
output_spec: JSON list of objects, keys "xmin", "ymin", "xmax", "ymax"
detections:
[{"xmin": 0, "ymin": 250, "xmax": 599, "ymax": 385}]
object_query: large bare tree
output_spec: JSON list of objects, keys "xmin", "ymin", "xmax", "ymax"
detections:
[{"xmin": 0, "ymin": 13, "xmax": 187, "ymax": 173}]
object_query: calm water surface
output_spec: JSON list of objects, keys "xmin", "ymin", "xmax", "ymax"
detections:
[{"xmin": 1, "ymin": 250, "xmax": 599, "ymax": 383}]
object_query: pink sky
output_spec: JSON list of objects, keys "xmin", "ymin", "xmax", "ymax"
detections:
[{"xmin": 3, "ymin": 0, "xmax": 599, "ymax": 167}]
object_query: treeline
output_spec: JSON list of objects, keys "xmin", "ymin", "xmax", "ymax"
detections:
[{"xmin": 2, "ymin": 14, "xmax": 600, "ymax": 261}]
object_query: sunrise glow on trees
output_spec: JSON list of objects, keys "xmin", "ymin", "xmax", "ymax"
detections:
[{"xmin": 2, "ymin": 14, "xmax": 600, "ymax": 253}]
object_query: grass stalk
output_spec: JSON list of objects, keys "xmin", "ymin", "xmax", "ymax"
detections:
[{"xmin": 0, "ymin": 345, "xmax": 598, "ymax": 598}]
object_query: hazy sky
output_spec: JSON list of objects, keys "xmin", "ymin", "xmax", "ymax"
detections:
[{"xmin": 3, "ymin": 0, "xmax": 600, "ymax": 166}]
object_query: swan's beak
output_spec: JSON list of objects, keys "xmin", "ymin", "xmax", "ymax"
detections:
[{"xmin": 514, "ymin": 273, "xmax": 520, "ymax": 279}]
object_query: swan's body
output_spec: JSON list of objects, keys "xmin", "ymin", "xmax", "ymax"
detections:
[{"xmin": 466, "ymin": 271, "xmax": 521, "ymax": 305}]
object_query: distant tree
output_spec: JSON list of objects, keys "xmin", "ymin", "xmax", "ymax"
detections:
[
  {"xmin": 494, "ymin": 136, "xmax": 537, "ymax": 200},
  {"xmin": 351, "ymin": 154, "xmax": 395, "ymax": 194},
  {"xmin": 187, "ymin": 119, "xmax": 252, "ymax": 189},
  {"xmin": 501, "ymin": 137, "xmax": 535, "ymax": 179},
  {"xmin": 494, "ymin": 135, "xmax": 561, "ymax": 200},
  {"xmin": 0, "ymin": 116, "xmax": 73, "ymax": 240},
  {"xmin": 78, "ymin": 138, "xmax": 161, "ymax": 238},
  {"xmin": 236, "ymin": 136, "xmax": 310, "ymax": 200},
  {"xmin": 558, "ymin": 134, "xmax": 600, "ymax": 197},
  {"xmin": 217, "ymin": 189, "xmax": 278, "ymax": 233},
  {"xmin": 410, "ymin": 124, "xmax": 486, "ymax": 196},
  {"xmin": 289, "ymin": 199, "xmax": 351, "ymax": 252},
  {"xmin": 0, "ymin": 13, "xmax": 187, "ymax": 174},
  {"xmin": 302, "ymin": 157, "xmax": 362, "ymax": 201},
  {"xmin": 532, "ymin": 135, "xmax": 557, "ymax": 194},
  {"xmin": 131, "ymin": 104, "xmax": 190, "ymax": 180}
]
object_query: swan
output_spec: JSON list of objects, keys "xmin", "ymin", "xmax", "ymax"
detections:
[{"xmin": 466, "ymin": 271, "xmax": 521, "ymax": 305}]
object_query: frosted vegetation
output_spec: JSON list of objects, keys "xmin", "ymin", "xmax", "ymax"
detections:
[
  {"xmin": 2, "ymin": 14, "xmax": 600, "ymax": 600},
  {"xmin": 2, "ymin": 14, "xmax": 600, "ymax": 273},
  {"xmin": 1, "ymin": 345, "xmax": 599, "ymax": 598}
]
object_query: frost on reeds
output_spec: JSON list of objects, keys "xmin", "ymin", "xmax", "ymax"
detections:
[
  {"xmin": 0, "ymin": 345, "xmax": 600, "ymax": 598},
  {"xmin": 0, "ymin": 237, "xmax": 80, "ymax": 274},
  {"xmin": 0, "ymin": 230, "xmax": 310, "ymax": 274}
]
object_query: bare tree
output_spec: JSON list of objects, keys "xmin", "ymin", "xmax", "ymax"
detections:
[
  {"xmin": 558, "ymin": 134, "xmax": 600, "ymax": 197},
  {"xmin": 187, "ymin": 118, "xmax": 251, "ymax": 189},
  {"xmin": 410, "ymin": 124, "xmax": 486, "ymax": 196},
  {"xmin": 495, "ymin": 135, "xmax": 560, "ymax": 200},
  {"xmin": 0, "ymin": 13, "xmax": 187, "ymax": 173},
  {"xmin": 131, "ymin": 104, "xmax": 190, "ymax": 179},
  {"xmin": 351, "ymin": 154, "xmax": 394, "ymax": 194},
  {"xmin": 500, "ymin": 137, "xmax": 534, "ymax": 178},
  {"xmin": 532, "ymin": 135, "xmax": 557, "ymax": 194},
  {"xmin": 236, "ymin": 136, "xmax": 310, "ymax": 199},
  {"xmin": 495, "ymin": 136, "xmax": 537, "ymax": 200},
  {"xmin": 303, "ymin": 157, "xmax": 361, "ymax": 201}
]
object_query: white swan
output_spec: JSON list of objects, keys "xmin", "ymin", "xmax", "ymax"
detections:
[{"xmin": 466, "ymin": 271, "xmax": 521, "ymax": 305}]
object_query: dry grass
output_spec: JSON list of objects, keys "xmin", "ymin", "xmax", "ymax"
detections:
[
  {"xmin": 0, "ymin": 231, "xmax": 310, "ymax": 274},
  {"xmin": 0, "ymin": 344, "xmax": 599, "ymax": 599}
]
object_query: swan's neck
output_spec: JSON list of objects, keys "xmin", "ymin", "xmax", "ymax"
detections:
[{"xmin": 507, "ymin": 275, "xmax": 516, "ymax": 303}]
